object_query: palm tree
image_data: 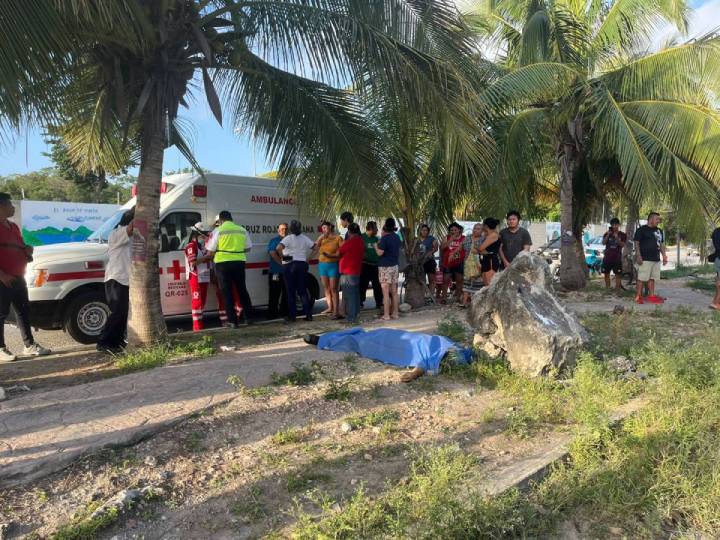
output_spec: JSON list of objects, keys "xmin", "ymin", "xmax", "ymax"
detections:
[
  {"xmin": 291, "ymin": 87, "xmax": 491, "ymax": 307},
  {"xmin": 466, "ymin": 0, "xmax": 720, "ymax": 289},
  {"xmin": 1, "ymin": 1, "xmax": 487, "ymax": 343}
]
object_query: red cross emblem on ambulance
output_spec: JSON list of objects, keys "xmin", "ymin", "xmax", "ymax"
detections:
[{"xmin": 162, "ymin": 260, "xmax": 186, "ymax": 281}]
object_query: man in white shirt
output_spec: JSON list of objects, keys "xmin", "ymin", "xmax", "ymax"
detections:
[
  {"xmin": 277, "ymin": 220, "xmax": 316, "ymax": 322},
  {"xmin": 97, "ymin": 209, "xmax": 134, "ymax": 353}
]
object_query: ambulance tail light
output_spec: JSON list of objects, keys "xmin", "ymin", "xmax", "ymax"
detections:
[
  {"xmin": 85, "ymin": 260, "xmax": 104, "ymax": 270},
  {"xmin": 192, "ymin": 185, "xmax": 207, "ymax": 198}
]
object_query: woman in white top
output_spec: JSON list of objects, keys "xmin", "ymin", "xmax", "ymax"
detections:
[{"xmin": 277, "ymin": 220, "xmax": 316, "ymax": 322}]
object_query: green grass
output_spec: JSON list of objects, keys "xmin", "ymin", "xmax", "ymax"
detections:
[
  {"xmin": 323, "ymin": 378, "xmax": 353, "ymax": 401},
  {"xmin": 225, "ymin": 375, "xmax": 275, "ymax": 398},
  {"xmin": 687, "ymin": 278, "xmax": 716, "ymax": 291},
  {"xmin": 114, "ymin": 335, "xmax": 215, "ymax": 373},
  {"xmin": 270, "ymin": 362, "xmax": 316, "ymax": 386},
  {"xmin": 345, "ymin": 408, "xmax": 400, "ymax": 433},
  {"xmin": 436, "ymin": 315, "xmax": 467, "ymax": 343},
  {"xmin": 441, "ymin": 350, "xmax": 510, "ymax": 389},
  {"xmin": 51, "ymin": 506, "xmax": 119, "ymax": 540},
  {"xmin": 662, "ymin": 263, "xmax": 714, "ymax": 279},
  {"xmin": 290, "ymin": 320, "xmax": 720, "ymax": 539},
  {"xmin": 230, "ymin": 487, "xmax": 266, "ymax": 523},
  {"xmin": 271, "ymin": 426, "xmax": 308, "ymax": 446}
]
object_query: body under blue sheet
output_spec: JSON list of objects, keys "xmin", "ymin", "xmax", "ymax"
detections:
[{"xmin": 316, "ymin": 327, "xmax": 472, "ymax": 375}]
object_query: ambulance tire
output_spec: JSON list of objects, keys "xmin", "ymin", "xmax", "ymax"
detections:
[{"xmin": 64, "ymin": 290, "xmax": 111, "ymax": 344}]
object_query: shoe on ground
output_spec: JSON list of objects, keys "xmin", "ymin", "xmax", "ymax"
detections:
[
  {"xmin": 0, "ymin": 347, "xmax": 17, "ymax": 362},
  {"xmin": 305, "ymin": 314, "xmax": 313, "ymax": 322},
  {"xmin": 646, "ymin": 295, "xmax": 664, "ymax": 304},
  {"xmin": 23, "ymin": 343, "xmax": 51, "ymax": 356},
  {"xmin": 221, "ymin": 322, "xmax": 239, "ymax": 329},
  {"xmin": 96, "ymin": 344, "xmax": 124, "ymax": 355},
  {"xmin": 635, "ymin": 296, "xmax": 644, "ymax": 304},
  {"xmin": 303, "ymin": 334, "xmax": 320, "ymax": 346},
  {"xmin": 284, "ymin": 316, "xmax": 297, "ymax": 323}
]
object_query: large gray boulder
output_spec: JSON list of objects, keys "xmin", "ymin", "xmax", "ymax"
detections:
[{"xmin": 468, "ymin": 252, "xmax": 586, "ymax": 377}]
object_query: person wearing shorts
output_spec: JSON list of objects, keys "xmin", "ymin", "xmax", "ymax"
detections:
[
  {"xmin": 440, "ymin": 222, "xmax": 465, "ymax": 303},
  {"xmin": 602, "ymin": 218, "xmax": 627, "ymax": 290},
  {"xmin": 374, "ymin": 218, "xmax": 401, "ymax": 321},
  {"xmin": 316, "ymin": 222, "xmax": 342, "ymax": 317},
  {"xmin": 633, "ymin": 212, "xmax": 667, "ymax": 304},
  {"xmin": 479, "ymin": 217, "xmax": 501, "ymax": 285}
]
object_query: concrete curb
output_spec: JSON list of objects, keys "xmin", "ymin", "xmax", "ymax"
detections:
[{"xmin": 481, "ymin": 395, "xmax": 648, "ymax": 497}]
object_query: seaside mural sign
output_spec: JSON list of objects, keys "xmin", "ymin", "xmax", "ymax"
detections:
[{"xmin": 20, "ymin": 200, "xmax": 120, "ymax": 246}]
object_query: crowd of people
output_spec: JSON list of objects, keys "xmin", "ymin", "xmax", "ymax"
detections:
[{"xmin": 2, "ymin": 188, "xmax": 719, "ymax": 361}]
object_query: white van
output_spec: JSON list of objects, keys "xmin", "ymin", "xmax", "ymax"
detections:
[{"xmin": 24, "ymin": 173, "xmax": 324, "ymax": 343}]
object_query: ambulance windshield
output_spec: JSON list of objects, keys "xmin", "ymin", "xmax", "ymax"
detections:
[{"xmin": 87, "ymin": 206, "xmax": 135, "ymax": 243}]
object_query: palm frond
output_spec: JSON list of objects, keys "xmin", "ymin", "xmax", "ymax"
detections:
[
  {"xmin": 587, "ymin": 86, "xmax": 659, "ymax": 200},
  {"xmin": 479, "ymin": 61, "xmax": 584, "ymax": 113},
  {"xmin": 591, "ymin": 0, "xmax": 690, "ymax": 54},
  {"xmin": 600, "ymin": 35, "xmax": 720, "ymax": 105},
  {"xmin": 621, "ymin": 101, "xmax": 720, "ymax": 185}
]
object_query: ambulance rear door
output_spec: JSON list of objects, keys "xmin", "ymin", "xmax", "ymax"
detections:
[{"xmin": 158, "ymin": 210, "xmax": 202, "ymax": 315}]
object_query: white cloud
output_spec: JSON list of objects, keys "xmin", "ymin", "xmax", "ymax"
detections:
[{"xmin": 652, "ymin": 0, "xmax": 720, "ymax": 50}]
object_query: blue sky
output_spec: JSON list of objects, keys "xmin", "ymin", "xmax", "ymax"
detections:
[{"xmin": 1, "ymin": 0, "xmax": 716, "ymax": 177}]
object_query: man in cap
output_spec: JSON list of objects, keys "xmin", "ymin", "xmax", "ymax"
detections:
[{"xmin": 204, "ymin": 211, "xmax": 253, "ymax": 326}]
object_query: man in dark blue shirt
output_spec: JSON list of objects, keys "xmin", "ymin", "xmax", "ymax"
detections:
[{"xmin": 267, "ymin": 223, "xmax": 288, "ymax": 319}]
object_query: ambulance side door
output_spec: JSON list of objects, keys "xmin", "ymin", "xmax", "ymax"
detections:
[{"xmin": 158, "ymin": 211, "xmax": 201, "ymax": 316}]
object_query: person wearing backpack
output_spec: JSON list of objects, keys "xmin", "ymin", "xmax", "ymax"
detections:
[{"xmin": 710, "ymin": 225, "xmax": 720, "ymax": 310}]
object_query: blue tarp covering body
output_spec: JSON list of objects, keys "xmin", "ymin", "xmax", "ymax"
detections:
[{"xmin": 317, "ymin": 328, "xmax": 473, "ymax": 375}]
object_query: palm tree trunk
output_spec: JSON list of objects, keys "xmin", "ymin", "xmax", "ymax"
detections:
[
  {"xmin": 622, "ymin": 199, "xmax": 639, "ymax": 275},
  {"xmin": 401, "ymin": 191, "xmax": 426, "ymax": 308},
  {"xmin": 557, "ymin": 128, "xmax": 587, "ymax": 291},
  {"xmin": 127, "ymin": 128, "xmax": 168, "ymax": 345}
]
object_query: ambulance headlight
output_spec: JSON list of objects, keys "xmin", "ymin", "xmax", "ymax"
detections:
[{"xmin": 27, "ymin": 268, "xmax": 49, "ymax": 288}]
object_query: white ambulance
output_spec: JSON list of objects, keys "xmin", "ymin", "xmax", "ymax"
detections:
[{"xmin": 24, "ymin": 173, "xmax": 324, "ymax": 343}]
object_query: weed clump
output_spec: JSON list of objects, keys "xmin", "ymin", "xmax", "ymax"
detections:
[
  {"xmin": 436, "ymin": 315, "xmax": 467, "ymax": 342},
  {"xmin": 345, "ymin": 409, "xmax": 400, "ymax": 433},
  {"xmin": 271, "ymin": 426, "xmax": 308, "ymax": 446},
  {"xmin": 270, "ymin": 363, "xmax": 316, "ymax": 386},
  {"xmin": 226, "ymin": 375, "xmax": 274, "ymax": 398},
  {"xmin": 115, "ymin": 335, "xmax": 215, "ymax": 373}
]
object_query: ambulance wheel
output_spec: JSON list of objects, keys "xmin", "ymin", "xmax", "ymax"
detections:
[{"xmin": 64, "ymin": 291, "xmax": 111, "ymax": 344}]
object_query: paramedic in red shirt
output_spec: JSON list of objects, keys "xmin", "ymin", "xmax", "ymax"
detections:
[
  {"xmin": 185, "ymin": 223, "xmax": 211, "ymax": 331},
  {"xmin": 338, "ymin": 222, "xmax": 365, "ymax": 324},
  {"xmin": 0, "ymin": 193, "xmax": 50, "ymax": 362}
]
